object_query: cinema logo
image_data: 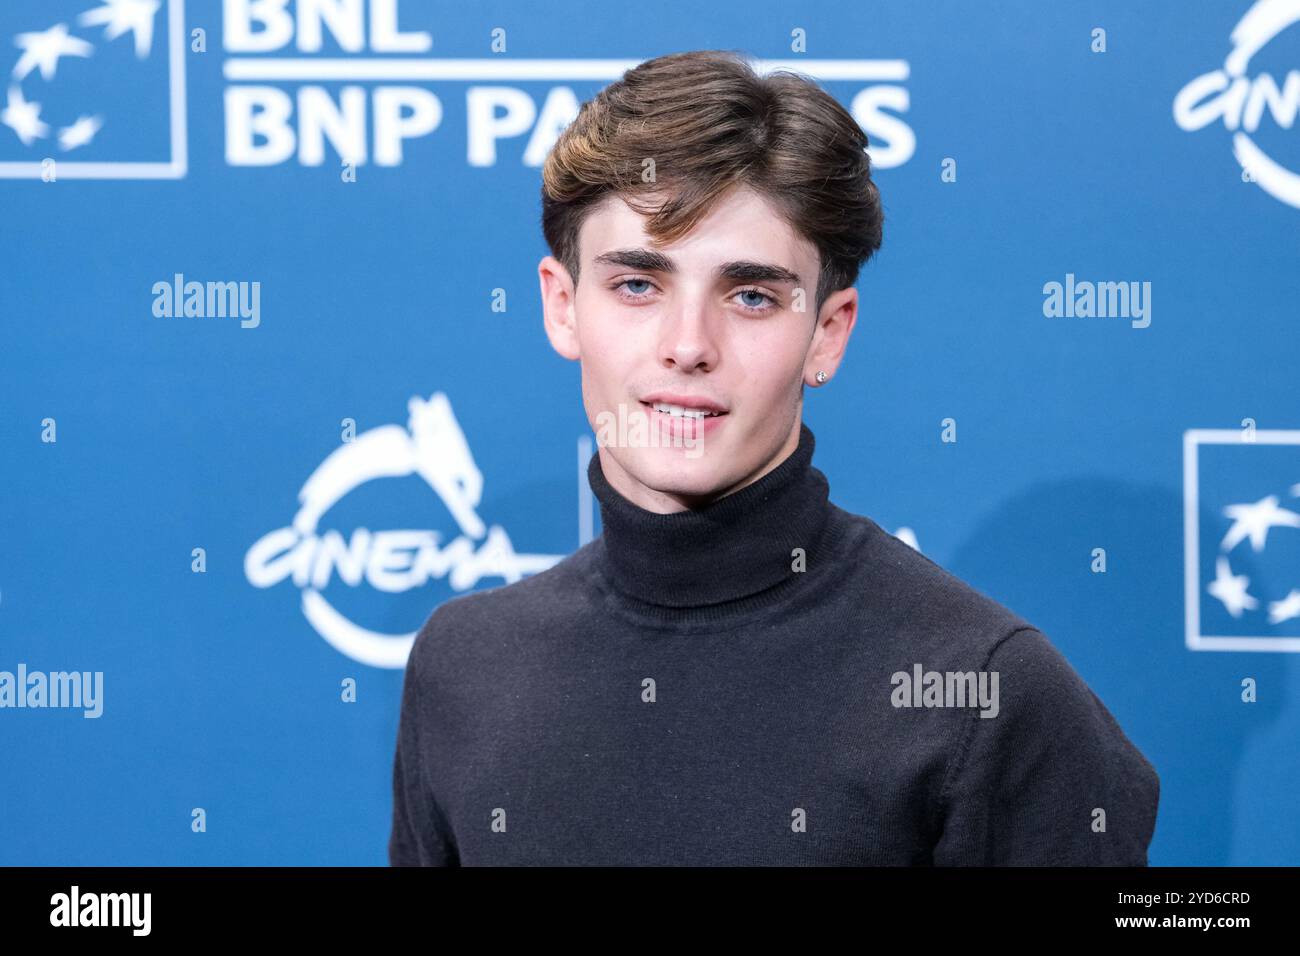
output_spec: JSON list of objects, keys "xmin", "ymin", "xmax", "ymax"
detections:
[
  {"xmin": 220, "ymin": 0, "xmax": 916, "ymax": 169},
  {"xmin": 1174, "ymin": 0, "xmax": 1300, "ymax": 209},
  {"xmin": 244, "ymin": 392, "xmax": 563, "ymax": 668}
]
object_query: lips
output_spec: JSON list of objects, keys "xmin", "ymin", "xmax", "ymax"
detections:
[
  {"xmin": 643, "ymin": 401, "xmax": 721, "ymax": 421},
  {"xmin": 639, "ymin": 393, "xmax": 728, "ymax": 419}
]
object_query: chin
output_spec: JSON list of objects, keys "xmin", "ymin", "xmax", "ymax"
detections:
[{"xmin": 621, "ymin": 445, "xmax": 736, "ymax": 499}]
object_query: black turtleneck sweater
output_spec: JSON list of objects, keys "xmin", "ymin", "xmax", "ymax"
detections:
[{"xmin": 388, "ymin": 425, "xmax": 1160, "ymax": 865}]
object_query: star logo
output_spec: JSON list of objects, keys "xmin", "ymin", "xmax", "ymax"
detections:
[
  {"xmin": 78, "ymin": 0, "xmax": 161, "ymax": 59},
  {"xmin": 1269, "ymin": 589, "xmax": 1300, "ymax": 625},
  {"xmin": 58, "ymin": 112, "xmax": 102, "ymax": 150},
  {"xmin": 1209, "ymin": 492, "xmax": 1300, "ymax": 624},
  {"xmin": 12, "ymin": 23, "xmax": 92, "ymax": 82},
  {"xmin": 1185, "ymin": 428, "xmax": 1300, "ymax": 652},
  {"xmin": 1206, "ymin": 555, "xmax": 1259, "ymax": 618},
  {"xmin": 1220, "ymin": 495, "xmax": 1300, "ymax": 552},
  {"xmin": 1, "ymin": 84, "xmax": 49, "ymax": 145},
  {"xmin": 0, "ymin": 0, "xmax": 184, "ymax": 177}
]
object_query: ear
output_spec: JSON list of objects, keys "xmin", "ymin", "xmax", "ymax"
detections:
[
  {"xmin": 803, "ymin": 286, "xmax": 858, "ymax": 387},
  {"xmin": 539, "ymin": 255, "xmax": 581, "ymax": 361}
]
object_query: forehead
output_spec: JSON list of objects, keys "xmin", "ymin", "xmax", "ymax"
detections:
[{"xmin": 578, "ymin": 185, "xmax": 817, "ymax": 272}]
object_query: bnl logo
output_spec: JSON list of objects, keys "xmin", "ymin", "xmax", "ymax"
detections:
[
  {"xmin": 1185, "ymin": 428, "xmax": 1300, "ymax": 652},
  {"xmin": 1, "ymin": 1, "xmax": 915, "ymax": 179},
  {"xmin": 0, "ymin": 0, "xmax": 186, "ymax": 179}
]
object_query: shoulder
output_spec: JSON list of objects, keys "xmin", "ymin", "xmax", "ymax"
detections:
[
  {"xmin": 407, "ymin": 539, "xmax": 600, "ymax": 672},
  {"xmin": 826, "ymin": 503, "xmax": 1037, "ymax": 665}
]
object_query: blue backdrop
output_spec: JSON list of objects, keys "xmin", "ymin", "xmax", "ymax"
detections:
[{"xmin": 2, "ymin": 0, "xmax": 1298, "ymax": 865}]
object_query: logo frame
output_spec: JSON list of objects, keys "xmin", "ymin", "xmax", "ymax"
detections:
[
  {"xmin": 1184, "ymin": 427, "xmax": 1300, "ymax": 652},
  {"xmin": 0, "ymin": 0, "xmax": 187, "ymax": 179}
]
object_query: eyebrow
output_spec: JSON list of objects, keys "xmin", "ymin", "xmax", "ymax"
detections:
[{"xmin": 591, "ymin": 248, "xmax": 802, "ymax": 287}]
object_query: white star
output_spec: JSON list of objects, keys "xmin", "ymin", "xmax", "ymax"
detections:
[
  {"xmin": 1220, "ymin": 494, "xmax": 1300, "ymax": 553},
  {"xmin": 1207, "ymin": 556, "xmax": 1259, "ymax": 618},
  {"xmin": 79, "ymin": 0, "xmax": 160, "ymax": 59},
  {"xmin": 59, "ymin": 114, "xmax": 103, "ymax": 151},
  {"xmin": 1268, "ymin": 589, "xmax": 1300, "ymax": 625},
  {"xmin": 1, "ymin": 85, "xmax": 49, "ymax": 145},
  {"xmin": 12, "ymin": 23, "xmax": 93, "ymax": 82}
]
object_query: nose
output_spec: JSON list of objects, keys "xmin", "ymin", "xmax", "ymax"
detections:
[{"xmin": 658, "ymin": 296, "xmax": 720, "ymax": 373}]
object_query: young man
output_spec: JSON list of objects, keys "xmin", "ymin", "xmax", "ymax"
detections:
[{"xmin": 389, "ymin": 50, "xmax": 1160, "ymax": 866}]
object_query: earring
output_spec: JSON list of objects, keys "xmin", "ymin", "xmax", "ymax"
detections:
[{"xmin": 815, "ymin": 370, "xmax": 828, "ymax": 384}]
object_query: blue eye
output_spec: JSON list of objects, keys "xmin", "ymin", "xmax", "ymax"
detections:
[
  {"xmin": 610, "ymin": 279, "xmax": 778, "ymax": 312},
  {"xmin": 736, "ymin": 288, "xmax": 777, "ymax": 311},
  {"xmin": 611, "ymin": 278, "xmax": 659, "ymax": 304}
]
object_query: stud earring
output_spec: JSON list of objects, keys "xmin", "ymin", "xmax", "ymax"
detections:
[{"xmin": 815, "ymin": 370, "xmax": 828, "ymax": 384}]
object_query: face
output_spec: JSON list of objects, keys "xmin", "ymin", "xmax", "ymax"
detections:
[{"xmin": 540, "ymin": 184, "xmax": 857, "ymax": 513}]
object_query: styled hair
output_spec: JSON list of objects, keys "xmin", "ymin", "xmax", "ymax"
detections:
[{"xmin": 541, "ymin": 49, "xmax": 884, "ymax": 315}]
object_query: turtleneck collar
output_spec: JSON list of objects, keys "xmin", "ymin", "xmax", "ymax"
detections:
[{"xmin": 586, "ymin": 423, "xmax": 833, "ymax": 609}]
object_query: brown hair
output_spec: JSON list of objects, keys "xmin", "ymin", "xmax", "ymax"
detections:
[{"xmin": 541, "ymin": 49, "xmax": 884, "ymax": 315}]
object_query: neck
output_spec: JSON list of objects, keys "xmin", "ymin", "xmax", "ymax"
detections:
[{"xmin": 586, "ymin": 422, "xmax": 832, "ymax": 608}]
